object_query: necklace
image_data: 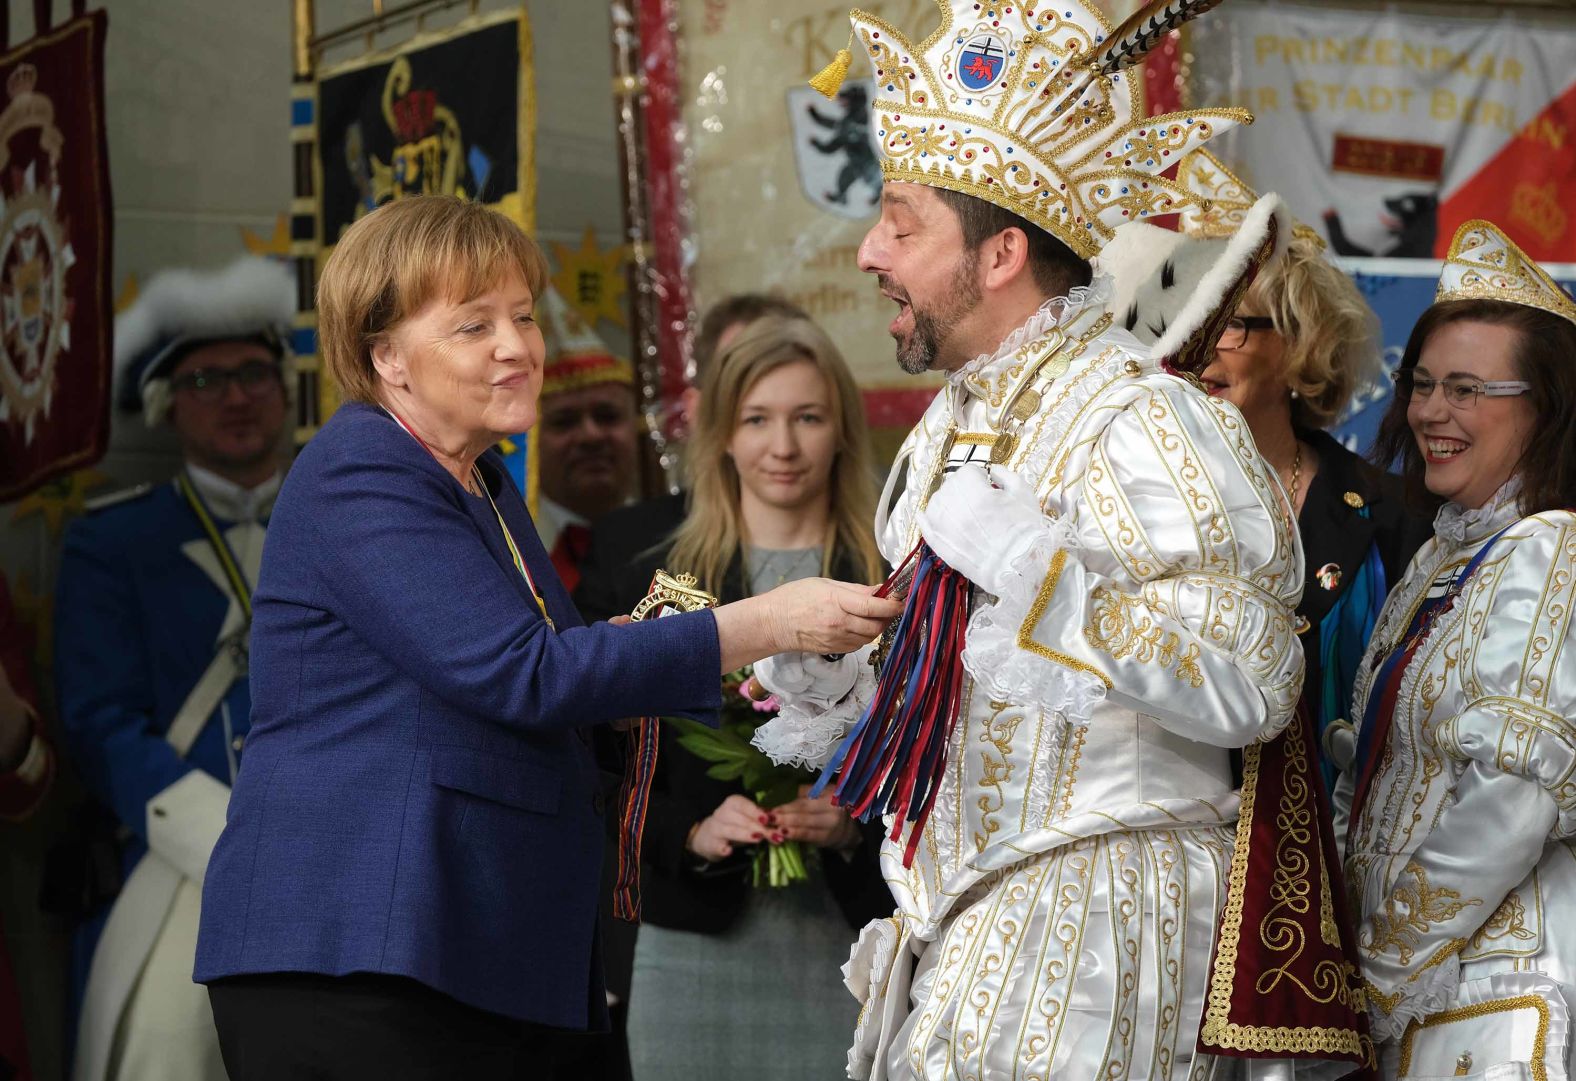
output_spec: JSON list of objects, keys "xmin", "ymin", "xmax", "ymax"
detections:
[{"xmin": 1284, "ymin": 442, "xmax": 1303, "ymax": 517}]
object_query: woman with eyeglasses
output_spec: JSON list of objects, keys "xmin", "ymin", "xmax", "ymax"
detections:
[
  {"xmin": 1337, "ymin": 221, "xmax": 1576, "ymax": 1073},
  {"xmin": 1198, "ymin": 208, "xmax": 1432, "ymax": 793}
]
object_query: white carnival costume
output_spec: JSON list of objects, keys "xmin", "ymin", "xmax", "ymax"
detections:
[
  {"xmin": 1337, "ymin": 222, "xmax": 1576, "ymax": 1078},
  {"xmin": 755, "ymin": 2, "xmax": 1368, "ymax": 1077}
]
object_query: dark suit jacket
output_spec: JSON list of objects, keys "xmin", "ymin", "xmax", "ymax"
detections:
[
  {"xmin": 576, "ymin": 495, "xmax": 893, "ymax": 936},
  {"xmin": 194, "ymin": 403, "xmax": 722, "ymax": 1029},
  {"xmin": 1297, "ymin": 428, "xmax": 1434, "ymax": 780}
]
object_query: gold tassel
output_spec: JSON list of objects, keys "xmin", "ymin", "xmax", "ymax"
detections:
[{"xmin": 809, "ymin": 35, "xmax": 854, "ymax": 99}]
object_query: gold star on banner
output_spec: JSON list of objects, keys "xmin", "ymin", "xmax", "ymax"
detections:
[
  {"xmin": 11, "ymin": 572, "xmax": 51, "ymax": 676},
  {"xmin": 10, "ymin": 469, "xmax": 109, "ymax": 539},
  {"xmin": 550, "ymin": 225, "xmax": 630, "ymax": 329},
  {"xmin": 114, "ymin": 273, "xmax": 139, "ymax": 314},
  {"xmin": 241, "ymin": 214, "xmax": 291, "ymax": 256}
]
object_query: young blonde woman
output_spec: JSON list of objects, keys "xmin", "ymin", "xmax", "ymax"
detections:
[{"xmin": 576, "ymin": 313, "xmax": 889, "ymax": 1081}]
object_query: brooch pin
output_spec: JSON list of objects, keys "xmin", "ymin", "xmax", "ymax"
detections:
[{"xmin": 1317, "ymin": 562, "xmax": 1342, "ymax": 591}]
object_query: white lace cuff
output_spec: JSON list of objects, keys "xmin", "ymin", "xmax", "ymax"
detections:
[
  {"xmin": 1366, "ymin": 952, "xmax": 1460, "ymax": 1044},
  {"xmin": 752, "ymin": 646, "xmax": 877, "ymax": 770},
  {"xmin": 960, "ymin": 524, "xmax": 1107, "ymax": 723}
]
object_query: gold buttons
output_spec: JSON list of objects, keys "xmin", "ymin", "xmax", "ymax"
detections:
[{"xmin": 1343, "ymin": 490, "xmax": 1365, "ymax": 509}]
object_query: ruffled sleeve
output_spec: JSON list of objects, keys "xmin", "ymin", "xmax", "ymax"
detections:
[
  {"xmin": 960, "ymin": 382, "xmax": 1304, "ymax": 746},
  {"xmin": 1357, "ymin": 514, "xmax": 1576, "ymax": 1040}
]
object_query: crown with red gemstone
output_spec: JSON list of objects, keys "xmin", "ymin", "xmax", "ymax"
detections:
[{"xmin": 846, "ymin": 0, "xmax": 1249, "ymax": 260}]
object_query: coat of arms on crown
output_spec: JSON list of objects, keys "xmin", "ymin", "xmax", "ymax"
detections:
[{"xmin": 836, "ymin": 0, "xmax": 1249, "ymax": 259}]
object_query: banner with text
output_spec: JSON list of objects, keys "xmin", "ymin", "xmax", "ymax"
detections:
[{"xmin": 1192, "ymin": 1, "xmax": 1576, "ymax": 261}]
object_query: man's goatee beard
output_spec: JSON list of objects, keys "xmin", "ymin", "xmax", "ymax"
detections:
[{"xmin": 895, "ymin": 327, "xmax": 934, "ymax": 375}]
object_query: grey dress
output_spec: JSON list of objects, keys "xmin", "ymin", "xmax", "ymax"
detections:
[{"xmin": 626, "ymin": 546, "xmax": 861, "ymax": 1081}]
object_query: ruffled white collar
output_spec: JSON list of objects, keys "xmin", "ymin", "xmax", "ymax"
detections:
[
  {"xmin": 1434, "ymin": 477, "xmax": 1523, "ymax": 547},
  {"xmin": 945, "ymin": 274, "xmax": 1115, "ymax": 390}
]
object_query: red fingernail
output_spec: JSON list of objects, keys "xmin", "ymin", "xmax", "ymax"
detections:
[
  {"xmin": 772, "ymin": 833, "xmax": 784, "ymax": 843},
  {"xmin": 752, "ymin": 832, "xmax": 763, "ymax": 840},
  {"xmin": 758, "ymin": 815, "xmax": 770, "ymax": 825}
]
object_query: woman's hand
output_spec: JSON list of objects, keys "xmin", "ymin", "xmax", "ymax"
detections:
[
  {"xmin": 773, "ymin": 784, "xmax": 861, "ymax": 852},
  {"xmin": 713, "ymin": 580, "xmax": 902, "ymax": 674},
  {"xmin": 687, "ymin": 793, "xmax": 775, "ymax": 862},
  {"xmin": 0, "ymin": 663, "xmax": 33, "ymax": 774}
]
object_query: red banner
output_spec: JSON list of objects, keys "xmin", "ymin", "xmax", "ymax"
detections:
[{"xmin": 0, "ymin": 13, "xmax": 112, "ymax": 503}]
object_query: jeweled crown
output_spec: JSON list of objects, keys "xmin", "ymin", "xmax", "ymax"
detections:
[
  {"xmin": 848, "ymin": 0, "xmax": 1249, "ymax": 260},
  {"xmin": 1436, "ymin": 219, "xmax": 1576, "ymax": 330}
]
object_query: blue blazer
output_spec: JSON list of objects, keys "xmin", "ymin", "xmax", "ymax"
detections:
[{"xmin": 194, "ymin": 402, "xmax": 721, "ymax": 1027}]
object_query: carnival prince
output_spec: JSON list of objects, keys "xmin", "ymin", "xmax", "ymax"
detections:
[{"xmin": 751, "ymin": 1, "xmax": 1349, "ymax": 1077}]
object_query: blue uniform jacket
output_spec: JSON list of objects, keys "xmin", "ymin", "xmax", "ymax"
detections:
[
  {"xmin": 194, "ymin": 402, "xmax": 721, "ymax": 1028},
  {"xmin": 57, "ymin": 483, "xmax": 253, "ymax": 849}
]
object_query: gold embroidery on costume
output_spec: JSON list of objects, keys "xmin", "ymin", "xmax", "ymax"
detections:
[
  {"xmin": 1085, "ymin": 586, "xmax": 1205, "ymax": 688},
  {"xmin": 1397, "ymin": 994, "xmax": 1552, "ymax": 1081},
  {"xmin": 1017, "ymin": 549, "xmax": 1115, "ymax": 688},
  {"xmin": 1198, "ymin": 732, "xmax": 1369, "ymax": 1055},
  {"xmin": 1252, "ymin": 716, "xmax": 1364, "ymax": 1012},
  {"xmin": 974, "ymin": 702, "xmax": 1023, "ymax": 852},
  {"xmin": 1360, "ymin": 862, "xmax": 1482, "ymax": 966},
  {"xmin": 1408, "ymin": 937, "xmax": 1467, "ymax": 982},
  {"xmin": 1468, "ymin": 890, "xmax": 1539, "ymax": 952}
]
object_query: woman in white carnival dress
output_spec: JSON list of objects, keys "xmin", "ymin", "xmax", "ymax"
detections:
[{"xmin": 1339, "ymin": 219, "xmax": 1576, "ymax": 1078}]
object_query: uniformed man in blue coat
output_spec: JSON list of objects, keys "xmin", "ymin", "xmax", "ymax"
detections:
[{"xmin": 54, "ymin": 256, "xmax": 294, "ymax": 1081}]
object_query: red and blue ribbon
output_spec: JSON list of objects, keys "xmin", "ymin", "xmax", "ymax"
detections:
[{"xmin": 813, "ymin": 542, "xmax": 974, "ymax": 867}]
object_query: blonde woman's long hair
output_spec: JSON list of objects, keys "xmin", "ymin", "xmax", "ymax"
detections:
[{"xmin": 668, "ymin": 314, "xmax": 883, "ymax": 595}]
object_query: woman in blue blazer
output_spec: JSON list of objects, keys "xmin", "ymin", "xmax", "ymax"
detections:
[{"xmin": 193, "ymin": 195, "xmax": 899, "ymax": 1081}]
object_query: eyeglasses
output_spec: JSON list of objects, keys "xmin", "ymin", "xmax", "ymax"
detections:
[
  {"xmin": 170, "ymin": 360, "xmax": 282, "ymax": 402},
  {"xmin": 1390, "ymin": 369, "xmax": 1532, "ymax": 410},
  {"xmin": 1217, "ymin": 315, "xmax": 1276, "ymax": 351}
]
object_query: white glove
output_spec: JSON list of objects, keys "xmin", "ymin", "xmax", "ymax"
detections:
[
  {"xmin": 755, "ymin": 649, "xmax": 861, "ymax": 710},
  {"xmin": 1323, "ymin": 717, "xmax": 1357, "ymax": 773},
  {"xmin": 752, "ymin": 644, "xmax": 877, "ymax": 769},
  {"xmin": 919, "ymin": 465, "xmax": 1049, "ymax": 596}
]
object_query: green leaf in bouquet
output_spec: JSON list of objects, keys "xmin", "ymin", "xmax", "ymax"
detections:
[
  {"xmin": 673, "ymin": 733, "xmax": 740, "ymax": 764},
  {"xmin": 706, "ymin": 761, "xmax": 748, "ymax": 782}
]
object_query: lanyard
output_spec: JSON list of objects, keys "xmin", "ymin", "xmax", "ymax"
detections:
[
  {"xmin": 383, "ymin": 408, "xmax": 554, "ymax": 630},
  {"xmin": 176, "ymin": 470, "xmax": 254, "ymax": 622}
]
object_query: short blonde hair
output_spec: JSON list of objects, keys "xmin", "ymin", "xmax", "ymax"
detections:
[
  {"xmin": 1245, "ymin": 233, "xmax": 1381, "ymax": 429},
  {"xmin": 317, "ymin": 195, "xmax": 549, "ymax": 404}
]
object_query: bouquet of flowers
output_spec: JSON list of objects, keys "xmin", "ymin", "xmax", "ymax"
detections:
[{"xmin": 669, "ymin": 666, "xmax": 818, "ymax": 887}]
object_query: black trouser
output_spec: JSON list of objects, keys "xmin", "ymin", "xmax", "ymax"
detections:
[{"xmin": 208, "ymin": 972, "xmax": 595, "ymax": 1081}]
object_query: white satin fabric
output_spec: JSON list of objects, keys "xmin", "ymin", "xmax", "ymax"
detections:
[
  {"xmin": 759, "ymin": 288, "xmax": 1305, "ymax": 1080},
  {"xmin": 1337, "ymin": 480, "xmax": 1576, "ymax": 1067}
]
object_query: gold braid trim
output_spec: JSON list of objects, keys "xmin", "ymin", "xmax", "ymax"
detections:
[
  {"xmin": 1198, "ymin": 740, "xmax": 1368, "ymax": 1055},
  {"xmin": 1016, "ymin": 549, "xmax": 1114, "ymax": 689},
  {"xmin": 1409, "ymin": 938, "xmax": 1468, "ymax": 983},
  {"xmin": 1397, "ymin": 994, "xmax": 1550, "ymax": 1081}
]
